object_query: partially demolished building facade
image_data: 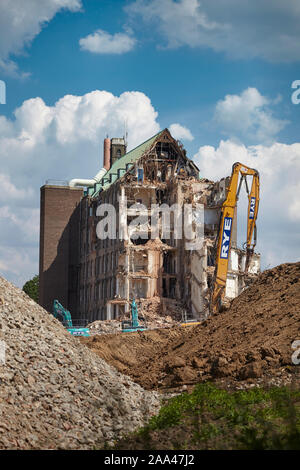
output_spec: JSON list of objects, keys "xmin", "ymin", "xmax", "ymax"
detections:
[{"xmin": 39, "ymin": 129, "xmax": 260, "ymax": 322}]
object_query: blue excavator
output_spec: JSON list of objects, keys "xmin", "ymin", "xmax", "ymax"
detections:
[
  {"xmin": 53, "ymin": 300, "xmax": 90, "ymax": 337},
  {"xmin": 121, "ymin": 298, "xmax": 147, "ymax": 333}
]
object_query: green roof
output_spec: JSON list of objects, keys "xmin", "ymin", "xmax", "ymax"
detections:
[{"xmin": 91, "ymin": 130, "xmax": 163, "ymax": 197}]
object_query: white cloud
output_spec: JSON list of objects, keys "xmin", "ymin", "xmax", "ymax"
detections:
[
  {"xmin": 214, "ymin": 88, "xmax": 288, "ymax": 145},
  {"xmin": 0, "ymin": 174, "xmax": 34, "ymax": 202},
  {"xmin": 79, "ymin": 29, "xmax": 136, "ymax": 54},
  {"xmin": 0, "ymin": 90, "xmax": 160, "ymax": 184},
  {"xmin": 169, "ymin": 123, "xmax": 194, "ymax": 141},
  {"xmin": 126, "ymin": 0, "xmax": 300, "ymax": 63},
  {"xmin": 0, "ymin": 84, "xmax": 298, "ymax": 286},
  {"xmin": 0, "ymin": 203, "xmax": 40, "ymax": 287},
  {"xmin": 0, "ymin": 89, "xmax": 160, "ymax": 286},
  {"xmin": 0, "ymin": 0, "xmax": 82, "ymax": 76},
  {"xmin": 0, "ymin": 245, "xmax": 38, "ymax": 287},
  {"xmin": 193, "ymin": 139, "xmax": 300, "ymax": 268}
]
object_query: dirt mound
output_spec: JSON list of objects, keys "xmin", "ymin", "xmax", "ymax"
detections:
[
  {"xmin": 0, "ymin": 277, "xmax": 160, "ymax": 449},
  {"xmin": 82, "ymin": 262, "xmax": 300, "ymax": 390}
]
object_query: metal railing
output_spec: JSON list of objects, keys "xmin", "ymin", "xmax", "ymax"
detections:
[{"xmin": 45, "ymin": 179, "xmax": 69, "ymax": 186}]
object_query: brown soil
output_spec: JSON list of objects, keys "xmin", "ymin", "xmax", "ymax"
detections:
[{"xmin": 82, "ymin": 262, "xmax": 300, "ymax": 391}]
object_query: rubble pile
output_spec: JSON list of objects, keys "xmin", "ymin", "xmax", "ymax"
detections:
[
  {"xmin": 88, "ymin": 297, "xmax": 181, "ymax": 335},
  {"xmin": 139, "ymin": 297, "xmax": 182, "ymax": 327},
  {"xmin": 0, "ymin": 277, "xmax": 160, "ymax": 449},
  {"xmin": 88, "ymin": 319, "xmax": 121, "ymax": 335}
]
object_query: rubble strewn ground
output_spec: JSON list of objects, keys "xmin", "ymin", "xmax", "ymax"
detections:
[
  {"xmin": 88, "ymin": 296, "xmax": 181, "ymax": 334},
  {"xmin": 82, "ymin": 262, "xmax": 300, "ymax": 391},
  {"xmin": 88, "ymin": 318, "xmax": 122, "ymax": 335},
  {"xmin": 0, "ymin": 262, "xmax": 299, "ymax": 450},
  {"xmin": 0, "ymin": 277, "xmax": 160, "ymax": 450}
]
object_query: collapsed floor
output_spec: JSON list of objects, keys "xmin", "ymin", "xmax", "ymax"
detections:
[{"xmin": 82, "ymin": 262, "xmax": 300, "ymax": 391}]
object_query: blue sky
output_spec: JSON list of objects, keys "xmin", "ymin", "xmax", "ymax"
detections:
[
  {"xmin": 0, "ymin": 0, "xmax": 299, "ymax": 286},
  {"xmin": 2, "ymin": 0, "xmax": 299, "ymax": 150}
]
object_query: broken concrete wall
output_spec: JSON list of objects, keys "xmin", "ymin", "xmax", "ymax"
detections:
[{"xmin": 225, "ymin": 248, "xmax": 261, "ymax": 299}]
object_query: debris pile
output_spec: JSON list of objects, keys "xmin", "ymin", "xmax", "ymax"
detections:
[
  {"xmin": 139, "ymin": 297, "xmax": 182, "ymax": 326},
  {"xmin": 0, "ymin": 277, "xmax": 160, "ymax": 449},
  {"xmin": 83, "ymin": 262, "xmax": 300, "ymax": 390},
  {"xmin": 88, "ymin": 319, "xmax": 121, "ymax": 335},
  {"xmin": 88, "ymin": 297, "xmax": 181, "ymax": 335}
]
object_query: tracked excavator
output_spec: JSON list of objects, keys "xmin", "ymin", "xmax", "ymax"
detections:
[
  {"xmin": 53, "ymin": 300, "xmax": 90, "ymax": 337},
  {"xmin": 210, "ymin": 162, "xmax": 260, "ymax": 314},
  {"xmin": 121, "ymin": 298, "xmax": 147, "ymax": 333}
]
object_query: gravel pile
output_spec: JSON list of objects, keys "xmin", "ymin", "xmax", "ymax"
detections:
[{"xmin": 0, "ymin": 276, "xmax": 160, "ymax": 449}]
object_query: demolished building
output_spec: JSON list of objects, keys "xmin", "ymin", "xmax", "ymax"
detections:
[{"xmin": 39, "ymin": 128, "xmax": 260, "ymax": 322}]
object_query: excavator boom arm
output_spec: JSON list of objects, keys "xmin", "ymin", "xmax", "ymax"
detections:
[
  {"xmin": 53, "ymin": 299, "xmax": 73, "ymax": 328},
  {"xmin": 211, "ymin": 162, "xmax": 259, "ymax": 312},
  {"xmin": 247, "ymin": 173, "xmax": 260, "ymax": 250}
]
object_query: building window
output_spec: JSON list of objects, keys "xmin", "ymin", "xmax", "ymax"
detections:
[{"xmin": 137, "ymin": 168, "xmax": 144, "ymax": 183}]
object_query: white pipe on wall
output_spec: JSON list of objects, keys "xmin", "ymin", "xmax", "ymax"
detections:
[{"xmin": 69, "ymin": 167, "xmax": 107, "ymax": 188}]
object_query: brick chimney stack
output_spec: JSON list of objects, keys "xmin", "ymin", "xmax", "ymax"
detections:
[{"xmin": 103, "ymin": 137, "xmax": 111, "ymax": 171}]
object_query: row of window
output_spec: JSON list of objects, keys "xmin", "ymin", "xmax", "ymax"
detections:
[
  {"xmin": 80, "ymin": 277, "xmax": 116, "ymax": 307},
  {"xmin": 81, "ymin": 227, "xmax": 120, "ymax": 255},
  {"xmin": 87, "ymin": 304, "xmax": 119, "ymax": 322},
  {"xmin": 81, "ymin": 252, "xmax": 119, "ymax": 281}
]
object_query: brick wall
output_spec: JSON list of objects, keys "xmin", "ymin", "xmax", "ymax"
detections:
[{"xmin": 39, "ymin": 185, "xmax": 83, "ymax": 316}]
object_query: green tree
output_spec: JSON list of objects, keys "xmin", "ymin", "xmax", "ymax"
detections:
[{"xmin": 23, "ymin": 275, "xmax": 39, "ymax": 303}]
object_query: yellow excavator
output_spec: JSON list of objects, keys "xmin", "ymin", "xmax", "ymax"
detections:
[{"xmin": 210, "ymin": 162, "xmax": 260, "ymax": 314}]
